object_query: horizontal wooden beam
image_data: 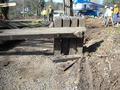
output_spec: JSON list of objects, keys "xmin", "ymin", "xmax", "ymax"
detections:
[
  {"xmin": 5, "ymin": 19, "xmax": 42, "ymax": 23},
  {"xmin": 52, "ymin": 55, "xmax": 82, "ymax": 63},
  {"xmin": 0, "ymin": 27, "xmax": 86, "ymax": 40},
  {"xmin": 0, "ymin": 2, "xmax": 16, "ymax": 7}
]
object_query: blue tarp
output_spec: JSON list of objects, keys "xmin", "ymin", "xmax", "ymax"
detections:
[
  {"xmin": 73, "ymin": 0, "xmax": 104, "ymax": 16},
  {"xmin": 74, "ymin": 0, "xmax": 103, "ymax": 8},
  {"xmin": 113, "ymin": 14, "xmax": 120, "ymax": 24},
  {"xmin": 74, "ymin": 0, "xmax": 90, "ymax": 3}
]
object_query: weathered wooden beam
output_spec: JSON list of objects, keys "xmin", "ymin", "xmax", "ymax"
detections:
[
  {"xmin": 53, "ymin": 17, "xmax": 62, "ymax": 27},
  {"xmin": 76, "ymin": 38, "xmax": 84, "ymax": 54},
  {"xmin": 0, "ymin": 27, "xmax": 86, "ymax": 40},
  {"xmin": 62, "ymin": 16, "xmax": 70, "ymax": 27},
  {"xmin": 54, "ymin": 38, "xmax": 61, "ymax": 55},
  {"xmin": 61, "ymin": 38, "xmax": 70, "ymax": 55},
  {"xmin": 70, "ymin": 17, "xmax": 79, "ymax": 27},
  {"xmin": 5, "ymin": 19, "xmax": 42, "ymax": 23},
  {"xmin": 0, "ymin": 2, "xmax": 16, "ymax": 7},
  {"xmin": 52, "ymin": 55, "xmax": 82, "ymax": 63},
  {"xmin": 85, "ymin": 39, "xmax": 103, "ymax": 47},
  {"xmin": 53, "ymin": 17, "xmax": 63, "ymax": 55},
  {"xmin": 0, "ymin": 21, "xmax": 18, "ymax": 29}
]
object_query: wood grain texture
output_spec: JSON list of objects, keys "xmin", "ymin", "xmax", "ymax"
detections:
[
  {"xmin": 0, "ymin": 27, "xmax": 86, "ymax": 40},
  {"xmin": 0, "ymin": 2, "xmax": 16, "ymax": 7}
]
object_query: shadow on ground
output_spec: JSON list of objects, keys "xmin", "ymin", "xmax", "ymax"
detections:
[
  {"xmin": 0, "ymin": 51, "xmax": 53, "ymax": 56},
  {"xmin": 83, "ymin": 40, "xmax": 104, "ymax": 53}
]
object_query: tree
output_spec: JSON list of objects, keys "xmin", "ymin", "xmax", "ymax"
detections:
[
  {"xmin": 49, "ymin": 0, "xmax": 53, "ymax": 5},
  {"xmin": 0, "ymin": 0, "xmax": 9, "ymax": 19},
  {"xmin": 64, "ymin": 0, "xmax": 73, "ymax": 16},
  {"xmin": 37, "ymin": 0, "xmax": 45, "ymax": 16},
  {"xmin": 39, "ymin": 0, "xmax": 45, "ymax": 10},
  {"xmin": 25, "ymin": 0, "xmax": 45, "ymax": 17}
]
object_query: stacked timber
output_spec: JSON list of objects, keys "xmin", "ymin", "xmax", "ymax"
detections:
[
  {"xmin": 53, "ymin": 16, "xmax": 85, "ymax": 27},
  {"xmin": 53, "ymin": 16, "xmax": 85, "ymax": 55}
]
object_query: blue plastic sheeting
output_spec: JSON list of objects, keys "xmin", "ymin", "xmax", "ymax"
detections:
[
  {"xmin": 79, "ymin": 10, "xmax": 98, "ymax": 16},
  {"xmin": 74, "ymin": 0, "xmax": 90, "ymax": 3},
  {"xmin": 89, "ymin": 2, "xmax": 103, "ymax": 8},
  {"xmin": 113, "ymin": 14, "xmax": 120, "ymax": 24},
  {"xmin": 73, "ymin": 0, "xmax": 104, "ymax": 17}
]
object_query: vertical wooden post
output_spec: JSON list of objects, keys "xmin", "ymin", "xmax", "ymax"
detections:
[
  {"xmin": 70, "ymin": 17, "xmax": 79, "ymax": 27},
  {"xmin": 54, "ymin": 17, "xmax": 62, "ymax": 55},
  {"xmin": 69, "ymin": 17, "xmax": 79, "ymax": 55},
  {"xmin": 62, "ymin": 16, "xmax": 70, "ymax": 27},
  {"xmin": 61, "ymin": 17, "xmax": 71, "ymax": 55},
  {"xmin": 61, "ymin": 38, "xmax": 70, "ymax": 55},
  {"xmin": 76, "ymin": 37, "xmax": 84, "ymax": 55},
  {"xmin": 78, "ymin": 17, "xmax": 85, "ymax": 27},
  {"xmin": 69, "ymin": 38, "xmax": 77, "ymax": 54},
  {"xmin": 54, "ymin": 38, "xmax": 61, "ymax": 55}
]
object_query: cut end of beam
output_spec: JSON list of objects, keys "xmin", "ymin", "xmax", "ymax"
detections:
[{"xmin": 0, "ymin": 2, "xmax": 16, "ymax": 7}]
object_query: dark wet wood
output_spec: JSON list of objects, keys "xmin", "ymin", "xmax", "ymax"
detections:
[{"xmin": 54, "ymin": 38, "xmax": 61, "ymax": 55}]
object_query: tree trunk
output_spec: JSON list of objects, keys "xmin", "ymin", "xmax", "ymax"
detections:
[
  {"xmin": 64, "ymin": 0, "xmax": 73, "ymax": 16},
  {"xmin": 63, "ymin": 0, "xmax": 65, "ymax": 14},
  {"xmin": 0, "ymin": 0, "xmax": 9, "ymax": 20}
]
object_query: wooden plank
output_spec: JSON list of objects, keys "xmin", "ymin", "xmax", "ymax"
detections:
[
  {"xmin": 1, "ymin": 28, "xmax": 85, "ymax": 36},
  {"xmin": 5, "ymin": 19, "xmax": 41, "ymax": 23},
  {"xmin": 85, "ymin": 39, "xmax": 103, "ymax": 47},
  {"xmin": 1, "ymin": 27, "xmax": 86, "ymax": 35},
  {"xmin": 62, "ymin": 17, "xmax": 70, "ymax": 27},
  {"xmin": 53, "ymin": 17, "xmax": 63, "ymax": 55},
  {"xmin": 61, "ymin": 38, "xmax": 70, "ymax": 55},
  {"xmin": 0, "ymin": 2, "xmax": 16, "ymax": 7},
  {"xmin": 0, "ymin": 21, "xmax": 18, "ymax": 29},
  {"xmin": 70, "ymin": 17, "xmax": 79, "ymax": 27},
  {"xmin": 0, "ymin": 27, "xmax": 86, "ymax": 40},
  {"xmin": 76, "ymin": 38, "xmax": 84, "ymax": 55},
  {"xmin": 61, "ymin": 17, "xmax": 71, "ymax": 55},
  {"xmin": 54, "ymin": 38, "xmax": 61, "ymax": 55},
  {"xmin": 69, "ymin": 38, "xmax": 77, "ymax": 54},
  {"xmin": 78, "ymin": 18, "xmax": 85, "ymax": 27},
  {"xmin": 53, "ymin": 17, "xmax": 62, "ymax": 27},
  {"xmin": 52, "ymin": 55, "xmax": 82, "ymax": 63}
]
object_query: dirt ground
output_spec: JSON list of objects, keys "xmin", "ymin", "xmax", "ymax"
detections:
[{"xmin": 0, "ymin": 18, "xmax": 120, "ymax": 90}]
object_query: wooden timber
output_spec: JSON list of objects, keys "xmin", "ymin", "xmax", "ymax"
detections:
[
  {"xmin": 53, "ymin": 16, "xmax": 85, "ymax": 55},
  {"xmin": 5, "ymin": 19, "xmax": 42, "ymax": 23},
  {"xmin": 52, "ymin": 55, "xmax": 82, "ymax": 63},
  {"xmin": 0, "ymin": 20, "xmax": 41, "ymax": 29},
  {"xmin": 0, "ymin": 16, "xmax": 86, "ymax": 55},
  {"xmin": 0, "ymin": 27, "xmax": 86, "ymax": 40},
  {"xmin": 0, "ymin": 2, "xmax": 16, "ymax": 7}
]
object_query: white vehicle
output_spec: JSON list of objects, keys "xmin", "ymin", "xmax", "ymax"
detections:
[{"xmin": 53, "ymin": 10, "xmax": 64, "ymax": 17}]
